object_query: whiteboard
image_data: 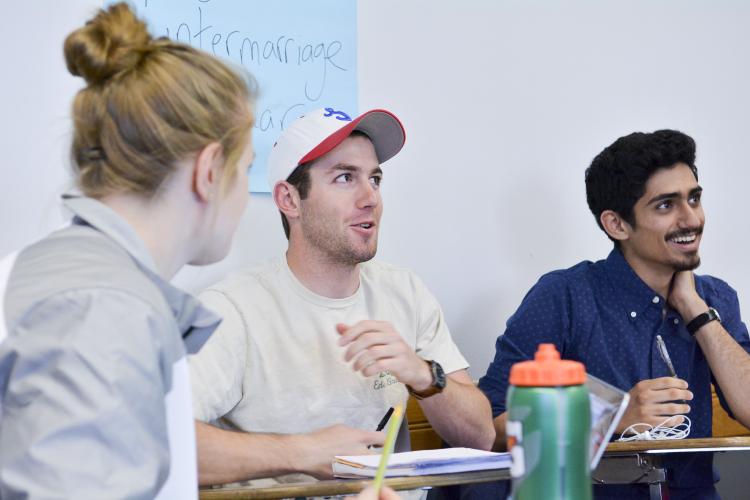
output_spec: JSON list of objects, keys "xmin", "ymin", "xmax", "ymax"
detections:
[
  {"xmin": 128, "ymin": 0, "xmax": 358, "ymax": 192},
  {"xmin": 2, "ymin": 0, "xmax": 749, "ymax": 378}
]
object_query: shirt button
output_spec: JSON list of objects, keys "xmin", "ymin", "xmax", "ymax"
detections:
[
  {"xmin": 630, "ymin": 311, "xmax": 637, "ymax": 318},
  {"xmin": 674, "ymin": 318, "xmax": 679, "ymax": 324},
  {"xmin": 652, "ymin": 296, "xmax": 660, "ymax": 304}
]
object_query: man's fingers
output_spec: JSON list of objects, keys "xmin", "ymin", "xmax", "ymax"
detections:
[
  {"xmin": 337, "ymin": 320, "xmax": 389, "ymax": 346},
  {"xmin": 652, "ymin": 387, "xmax": 692, "ymax": 404},
  {"xmin": 366, "ymin": 430, "xmax": 386, "ymax": 447},
  {"xmin": 628, "ymin": 403, "xmax": 689, "ymax": 428},
  {"xmin": 351, "ymin": 487, "xmax": 377, "ymax": 500},
  {"xmin": 344, "ymin": 332, "xmax": 385, "ymax": 362},
  {"xmin": 642, "ymin": 377, "xmax": 689, "ymax": 390},
  {"xmin": 337, "ymin": 322, "xmax": 366, "ymax": 346},
  {"xmin": 344, "ymin": 331, "xmax": 402, "ymax": 362},
  {"xmin": 632, "ymin": 378, "xmax": 691, "ymax": 405},
  {"xmin": 657, "ymin": 402, "xmax": 691, "ymax": 416},
  {"xmin": 660, "ymin": 414, "xmax": 686, "ymax": 427},
  {"xmin": 353, "ymin": 486, "xmax": 400, "ymax": 500},
  {"xmin": 351, "ymin": 344, "xmax": 399, "ymax": 371}
]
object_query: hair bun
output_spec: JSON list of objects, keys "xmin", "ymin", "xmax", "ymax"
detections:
[{"xmin": 64, "ymin": 2, "xmax": 152, "ymax": 86}]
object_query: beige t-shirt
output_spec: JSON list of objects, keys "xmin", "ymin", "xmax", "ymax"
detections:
[{"xmin": 190, "ymin": 256, "xmax": 468, "ymax": 436}]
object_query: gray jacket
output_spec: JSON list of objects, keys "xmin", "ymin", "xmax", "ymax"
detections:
[{"xmin": 0, "ymin": 195, "xmax": 220, "ymax": 499}]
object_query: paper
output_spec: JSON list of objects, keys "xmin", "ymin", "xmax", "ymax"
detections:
[{"xmin": 333, "ymin": 448, "xmax": 511, "ymax": 478}]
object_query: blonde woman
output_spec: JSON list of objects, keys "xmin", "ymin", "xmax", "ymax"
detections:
[{"xmin": 0, "ymin": 3, "xmax": 254, "ymax": 498}]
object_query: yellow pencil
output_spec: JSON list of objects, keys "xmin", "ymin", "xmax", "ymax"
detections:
[{"xmin": 372, "ymin": 404, "xmax": 404, "ymax": 495}]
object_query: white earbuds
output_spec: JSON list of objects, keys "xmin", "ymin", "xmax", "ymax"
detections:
[{"xmin": 617, "ymin": 416, "xmax": 691, "ymax": 442}]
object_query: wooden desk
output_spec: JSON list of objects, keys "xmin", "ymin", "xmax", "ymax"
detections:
[
  {"xmin": 593, "ymin": 437, "xmax": 750, "ymax": 500},
  {"xmin": 199, "ymin": 438, "xmax": 750, "ymax": 499},
  {"xmin": 199, "ymin": 469, "xmax": 510, "ymax": 499},
  {"xmin": 605, "ymin": 435, "xmax": 750, "ymax": 454}
]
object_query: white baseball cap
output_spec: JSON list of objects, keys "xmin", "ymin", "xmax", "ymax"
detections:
[{"xmin": 266, "ymin": 107, "xmax": 406, "ymax": 188}]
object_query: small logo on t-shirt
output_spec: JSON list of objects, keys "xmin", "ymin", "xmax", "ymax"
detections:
[{"xmin": 373, "ymin": 371, "xmax": 400, "ymax": 390}]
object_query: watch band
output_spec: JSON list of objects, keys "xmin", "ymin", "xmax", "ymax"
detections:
[
  {"xmin": 407, "ymin": 360, "xmax": 446, "ymax": 400},
  {"xmin": 686, "ymin": 307, "xmax": 721, "ymax": 336}
]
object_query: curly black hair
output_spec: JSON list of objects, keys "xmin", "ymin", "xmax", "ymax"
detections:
[{"xmin": 585, "ymin": 129, "xmax": 698, "ymax": 243}]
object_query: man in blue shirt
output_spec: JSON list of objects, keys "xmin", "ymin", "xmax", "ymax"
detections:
[{"xmin": 479, "ymin": 130, "xmax": 750, "ymax": 499}]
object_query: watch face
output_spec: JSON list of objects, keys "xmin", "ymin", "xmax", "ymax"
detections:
[
  {"xmin": 711, "ymin": 307, "xmax": 722, "ymax": 323},
  {"xmin": 432, "ymin": 361, "xmax": 447, "ymax": 389}
]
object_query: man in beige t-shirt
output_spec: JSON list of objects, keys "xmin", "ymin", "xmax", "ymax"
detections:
[{"xmin": 190, "ymin": 108, "xmax": 495, "ymax": 486}]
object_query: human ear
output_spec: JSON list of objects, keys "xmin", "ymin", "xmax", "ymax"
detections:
[
  {"xmin": 600, "ymin": 210, "xmax": 631, "ymax": 242},
  {"xmin": 192, "ymin": 142, "xmax": 224, "ymax": 203},
  {"xmin": 273, "ymin": 181, "xmax": 301, "ymax": 220}
]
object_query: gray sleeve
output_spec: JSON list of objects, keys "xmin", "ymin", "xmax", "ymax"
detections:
[
  {"xmin": 0, "ymin": 289, "xmax": 172, "ymax": 500},
  {"xmin": 189, "ymin": 289, "xmax": 247, "ymax": 422}
]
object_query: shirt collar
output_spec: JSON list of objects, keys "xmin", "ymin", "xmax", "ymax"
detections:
[
  {"xmin": 62, "ymin": 194, "xmax": 221, "ymax": 353},
  {"xmin": 603, "ymin": 247, "xmax": 666, "ymax": 323},
  {"xmin": 281, "ymin": 255, "xmax": 362, "ymax": 309}
]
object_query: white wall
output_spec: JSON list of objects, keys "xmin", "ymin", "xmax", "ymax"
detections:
[
  {"xmin": 0, "ymin": 2, "xmax": 91, "ymax": 250},
  {"xmin": 2, "ymin": 0, "xmax": 749, "ymax": 381},
  {"xmin": 358, "ymin": 0, "xmax": 750, "ymax": 376}
]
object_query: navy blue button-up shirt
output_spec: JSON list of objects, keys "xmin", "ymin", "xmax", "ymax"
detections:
[{"xmin": 479, "ymin": 248, "xmax": 750, "ymax": 494}]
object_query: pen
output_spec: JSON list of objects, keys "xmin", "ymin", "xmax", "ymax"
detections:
[
  {"xmin": 655, "ymin": 334, "xmax": 688, "ymax": 405},
  {"xmin": 376, "ymin": 407, "xmax": 395, "ymax": 432},
  {"xmin": 368, "ymin": 407, "xmax": 396, "ymax": 450},
  {"xmin": 655, "ymin": 335, "xmax": 677, "ymax": 378},
  {"xmin": 372, "ymin": 404, "xmax": 403, "ymax": 495}
]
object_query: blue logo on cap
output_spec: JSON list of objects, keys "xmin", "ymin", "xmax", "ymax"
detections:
[{"xmin": 323, "ymin": 108, "xmax": 352, "ymax": 121}]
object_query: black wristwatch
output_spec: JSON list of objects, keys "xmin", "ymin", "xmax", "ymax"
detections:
[
  {"xmin": 686, "ymin": 307, "xmax": 721, "ymax": 336},
  {"xmin": 407, "ymin": 360, "xmax": 446, "ymax": 400}
]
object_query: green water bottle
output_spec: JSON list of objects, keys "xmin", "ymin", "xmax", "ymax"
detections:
[{"xmin": 506, "ymin": 344, "xmax": 591, "ymax": 500}]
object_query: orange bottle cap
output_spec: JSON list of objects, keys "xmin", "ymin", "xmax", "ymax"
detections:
[{"xmin": 509, "ymin": 344, "xmax": 586, "ymax": 387}]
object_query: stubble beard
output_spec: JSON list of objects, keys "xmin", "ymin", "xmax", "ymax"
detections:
[
  {"xmin": 671, "ymin": 253, "xmax": 701, "ymax": 272},
  {"xmin": 664, "ymin": 226, "xmax": 703, "ymax": 272},
  {"xmin": 300, "ymin": 212, "xmax": 378, "ymax": 266}
]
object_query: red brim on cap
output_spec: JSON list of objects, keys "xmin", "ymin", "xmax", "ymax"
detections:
[{"xmin": 299, "ymin": 109, "xmax": 406, "ymax": 166}]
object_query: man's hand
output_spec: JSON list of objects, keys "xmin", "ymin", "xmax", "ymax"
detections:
[
  {"xmin": 294, "ymin": 424, "xmax": 385, "ymax": 479},
  {"xmin": 337, "ymin": 321, "xmax": 432, "ymax": 391},
  {"xmin": 350, "ymin": 486, "xmax": 401, "ymax": 500},
  {"xmin": 617, "ymin": 377, "xmax": 693, "ymax": 433},
  {"xmin": 669, "ymin": 271, "xmax": 708, "ymax": 321}
]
